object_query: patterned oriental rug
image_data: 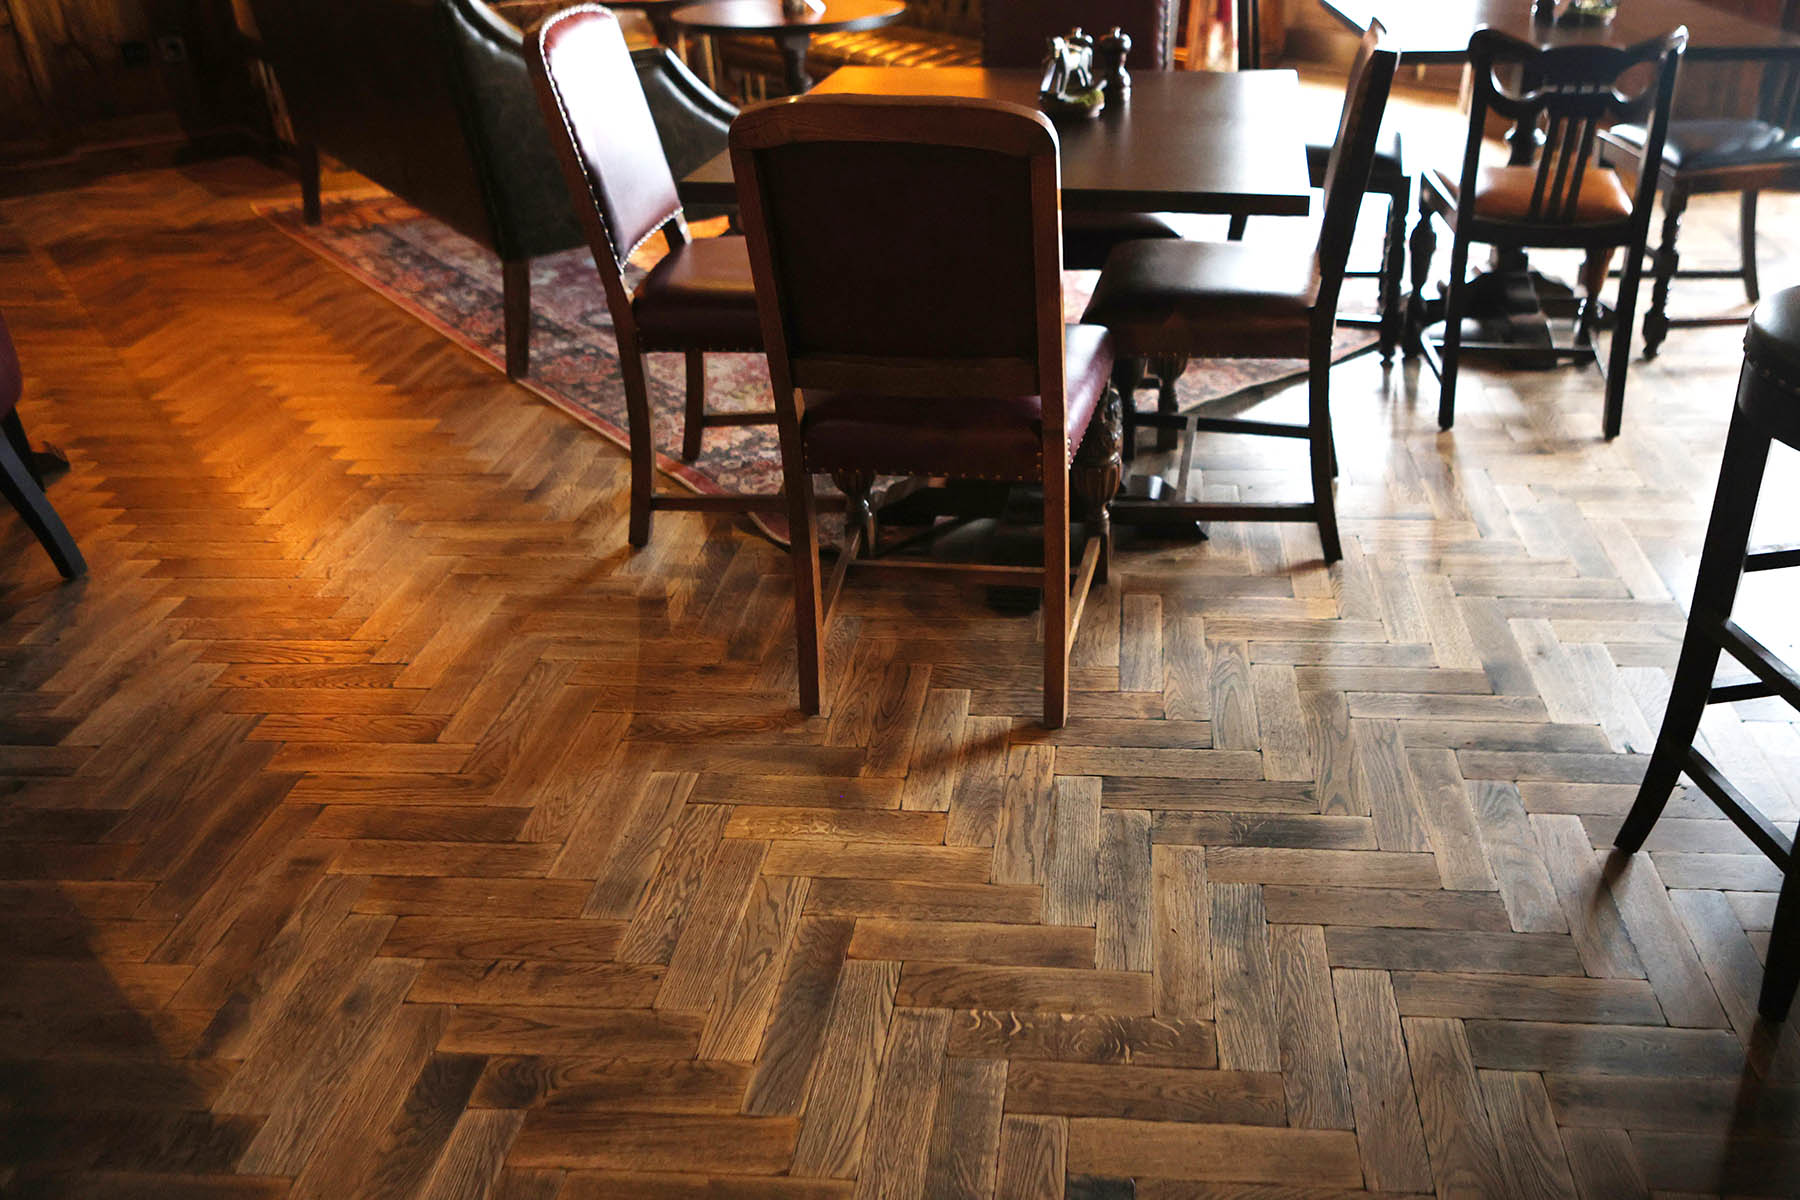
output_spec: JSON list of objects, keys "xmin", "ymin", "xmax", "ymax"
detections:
[{"xmin": 262, "ymin": 193, "xmax": 1374, "ymax": 538}]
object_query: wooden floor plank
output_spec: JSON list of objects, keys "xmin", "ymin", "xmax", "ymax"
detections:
[{"xmin": 5, "ymin": 156, "xmax": 1796, "ymax": 1200}]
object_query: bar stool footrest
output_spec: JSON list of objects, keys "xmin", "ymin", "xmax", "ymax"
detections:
[
  {"xmin": 1745, "ymin": 544, "xmax": 1800, "ymax": 572},
  {"xmin": 1709, "ymin": 615, "xmax": 1800, "ymax": 712},
  {"xmin": 1682, "ymin": 746, "xmax": 1795, "ymax": 869}
]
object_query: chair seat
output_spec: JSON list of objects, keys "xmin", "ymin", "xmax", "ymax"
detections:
[
  {"xmin": 1426, "ymin": 163, "xmax": 1633, "ymax": 225},
  {"xmin": 1606, "ymin": 118, "xmax": 1800, "ymax": 170},
  {"xmin": 1081, "ymin": 239, "xmax": 1319, "ymax": 358},
  {"xmin": 801, "ymin": 324, "xmax": 1114, "ymax": 481},
  {"xmin": 1308, "ymin": 124, "xmax": 1405, "ymax": 190},
  {"xmin": 632, "ymin": 234, "xmax": 762, "ymax": 350},
  {"xmin": 1063, "ymin": 211, "xmax": 1186, "ymax": 272}
]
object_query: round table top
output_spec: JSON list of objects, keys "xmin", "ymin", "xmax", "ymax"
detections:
[{"xmin": 667, "ymin": 0, "xmax": 906, "ymax": 36}]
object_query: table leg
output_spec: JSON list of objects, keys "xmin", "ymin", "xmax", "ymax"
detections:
[{"xmin": 774, "ymin": 30, "xmax": 812, "ymax": 94}]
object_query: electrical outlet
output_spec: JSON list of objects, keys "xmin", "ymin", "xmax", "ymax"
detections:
[{"xmin": 156, "ymin": 34, "xmax": 188, "ymax": 64}]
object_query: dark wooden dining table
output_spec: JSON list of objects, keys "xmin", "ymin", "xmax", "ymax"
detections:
[
  {"xmin": 1319, "ymin": 0, "xmax": 1800, "ymax": 62},
  {"xmin": 668, "ymin": 0, "xmax": 909, "ymax": 95},
  {"xmin": 678, "ymin": 65, "xmax": 1316, "ymax": 216}
]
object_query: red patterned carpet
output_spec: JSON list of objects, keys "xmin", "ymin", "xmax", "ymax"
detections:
[{"xmin": 265, "ymin": 192, "xmax": 1374, "ymax": 521}]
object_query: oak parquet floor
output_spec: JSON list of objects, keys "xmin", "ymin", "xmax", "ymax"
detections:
[{"xmin": 5, "ymin": 146, "xmax": 1800, "ymax": 1199}]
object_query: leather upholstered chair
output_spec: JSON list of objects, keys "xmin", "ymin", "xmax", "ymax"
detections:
[
  {"xmin": 248, "ymin": 0, "xmax": 589, "ymax": 380},
  {"xmin": 730, "ymin": 93, "xmax": 1122, "ymax": 728},
  {"xmin": 1412, "ymin": 29, "xmax": 1687, "ymax": 438},
  {"xmin": 983, "ymin": 0, "xmax": 1185, "ymax": 271},
  {"xmin": 1233, "ymin": 0, "xmax": 1409, "ymax": 361},
  {"xmin": 631, "ymin": 45, "xmax": 741, "ymax": 222},
  {"xmin": 1, "ymin": 312, "xmax": 86, "ymax": 581},
  {"xmin": 1598, "ymin": 34, "xmax": 1800, "ymax": 358},
  {"xmin": 529, "ymin": 5, "xmax": 777, "ymax": 547},
  {"xmin": 1080, "ymin": 22, "xmax": 1399, "ymax": 565}
]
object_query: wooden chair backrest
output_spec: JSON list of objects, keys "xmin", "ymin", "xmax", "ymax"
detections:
[
  {"xmin": 730, "ymin": 94, "xmax": 1066, "ymax": 435},
  {"xmin": 1462, "ymin": 27, "xmax": 1687, "ymax": 228},
  {"xmin": 528, "ymin": 4, "xmax": 687, "ymax": 329},
  {"xmin": 1313, "ymin": 22, "xmax": 1398, "ymax": 321}
]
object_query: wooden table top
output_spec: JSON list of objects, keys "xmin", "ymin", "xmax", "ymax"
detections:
[
  {"xmin": 1321, "ymin": 0, "xmax": 1800, "ymax": 62},
  {"xmin": 679, "ymin": 67, "xmax": 1315, "ymax": 216},
  {"xmin": 667, "ymin": 0, "xmax": 906, "ymax": 36}
]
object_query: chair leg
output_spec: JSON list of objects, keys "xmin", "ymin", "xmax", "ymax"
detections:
[
  {"xmin": 3, "ymin": 410, "xmax": 40, "ymax": 488},
  {"xmin": 783, "ymin": 442, "xmax": 828, "ymax": 717},
  {"xmin": 503, "ymin": 259, "xmax": 531, "ymax": 380},
  {"xmin": 1740, "ymin": 189, "xmax": 1762, "ymax": 305},
  {"xmin": 619, "ymin": 346, "xmax": 657, "ymax": 548},
  {"xmin": 0, "ymin": 419, "xmax": 86, "ymax": 580},
  {"xmin": 1615, "ymin": 411, "xmax": 1768, "ymax": 854},
  {"xmin": 1405, "ymin": 198, "xmax": 1438, "ymax": 357},
  {"xmin": 1042, "ymin": 447, "xmax": 1071, "ymax": 730},
  {"xmin": 1152, "ymin": 355, "xmax": 1185, "ymax": 453},
  {"xmin": 298, "ymin": 142, "xmax": 322, "ymax": 225},
  {"xmin": 1227, "ymin": 214, "xmax": 1248, "ymax": 241},
  {"xmin": 1604, "ymin": 237, "xmax": 1647, "ymax": 440},
  {"xmin": 1308, "ymin": 333, "xmax": 1342, "ymax": 564},
  {"xmin": 682, "ymin": 351, "xmax": 706, "ymax": 462},
  {"xmin": 1073, "ymin": 384, "xmax": 1123, "ymax": 588},
  {"xmin": 1763, "ymin": 863, "xmax": 1799, "ymax": 1020},
  {"xmin": 1642, "ymin": 186, "xmax": 1687, "ymax": 361},
  {"xmin": 1437, "ymin": 228, "xmax": 1471, "ymax": 431},
  {"xmin": 1112, "ymin": 359, "xmax": 1140, "ymax": 464},
  {"xmin": 1377, "ymin": 179, "xmax": 1408, "ymax": 362}
]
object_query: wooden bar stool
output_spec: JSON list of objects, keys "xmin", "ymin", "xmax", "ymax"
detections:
[{"xmin": 1614, "ymin": 284, "xmax": 1800, "ymax": 1022}]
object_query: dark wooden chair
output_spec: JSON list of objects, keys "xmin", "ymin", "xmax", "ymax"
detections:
[
  {"xmin": 1, "ymin": 312, "xmax": 86, "ymax": 581},
  {"xmin": 1614, "ymin": 285, "xmax": 1800, "ymax": 1022},
  {"xmin": 729, "ymin": 93, "xmax": 1122, "ymax": 728},
  {"xmin": 1412, "ymin": 28, "xmax": 1687, "ymax": 439},
  {"xmin": 528, "ymin": 5, "xmax": 780, "ymax": 547},
  {"xmin": 1598, "ymin": 28, "xmax": 1800, "ymax": 358},
  {"xmin": 1232, "ymin": 0, "xmax": 1410, "ymax": 361},
  {"xmin": 1079, "ymin": 22, "xmax": 1399, "ymax": 565}
]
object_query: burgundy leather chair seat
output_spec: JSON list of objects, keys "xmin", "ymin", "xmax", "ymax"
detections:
[
  {"xmin": 802, "ymin": 324, "xmax": 1114, "ymax": 480},
  {"xmin": 1608, "ymin": 118, "xmax": 1800, "ymax": 169},
  {"xmin": 1082, "ymin": 241, "xmax": 1319, "ymax": 358},
  {"xmin": 632, "ymin": 234, "xmax": 763, "ymax": 349}
]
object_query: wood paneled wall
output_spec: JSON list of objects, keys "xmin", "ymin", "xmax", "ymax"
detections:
[{"xmin": 1, "ymin": 0, "xmax": 262, "ymax": 165}]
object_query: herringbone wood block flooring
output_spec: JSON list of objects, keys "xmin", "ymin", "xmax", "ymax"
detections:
[{"xmin": 3, "ymin": 157, "xmax": 1800, "ymax": 1199}]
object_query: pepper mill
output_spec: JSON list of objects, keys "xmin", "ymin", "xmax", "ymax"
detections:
[{"xmin": 1097, "ymin": 26, "xmax": 1131, "ymax": 99}]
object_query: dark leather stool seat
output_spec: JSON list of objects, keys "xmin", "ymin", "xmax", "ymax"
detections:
[
  {"xmin": 1608, "ymin": 118, "xmax": 1800, "ymax": 169},
  {"xmin": 1615, "ymin": 285, "xmax": 1800, "ymax": 1022}
]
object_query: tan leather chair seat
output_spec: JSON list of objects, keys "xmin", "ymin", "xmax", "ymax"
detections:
[{"xmin": 1427, "ymin": 164, "xmax": 1633, "ymax": 225}]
